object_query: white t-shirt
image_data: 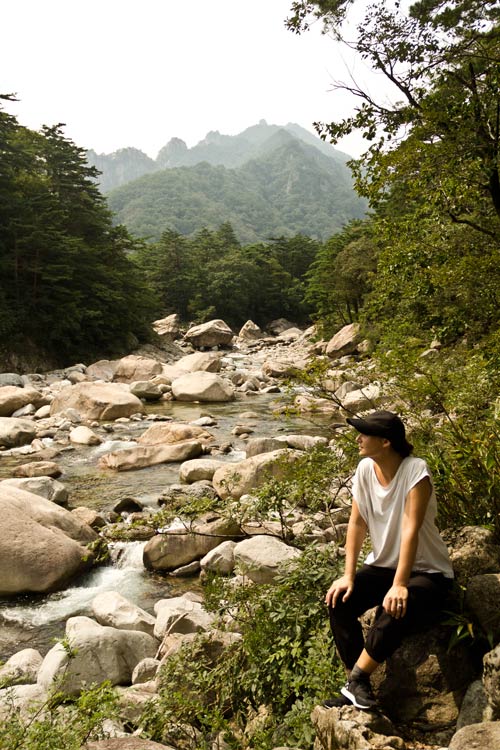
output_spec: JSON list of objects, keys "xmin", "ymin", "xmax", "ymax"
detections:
[{"xmin": 352, "ymin": 456, "xmax": 454, "ymax": 578}]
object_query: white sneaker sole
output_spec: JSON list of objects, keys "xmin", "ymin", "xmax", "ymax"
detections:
[{"xmin": 340, "ymin": 685, "xmax": 377, "ymax": 710}]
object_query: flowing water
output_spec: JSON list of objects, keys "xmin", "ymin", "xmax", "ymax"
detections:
[{"xmin": 0, "ymin": 364, "xmax": 332, "ymax": 661}]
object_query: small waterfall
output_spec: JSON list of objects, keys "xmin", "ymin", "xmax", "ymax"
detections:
[{"xmin": 0, "ymin": 541, "xmax": 148, "ymax": 629}]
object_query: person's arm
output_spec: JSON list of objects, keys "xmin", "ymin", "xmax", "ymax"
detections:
[
  {"xmin": 325, "ymin": 499, "xmax": 367, "ymax": 607},
  {"xmin": 383, "ymin": 476, "xmax": 432, "ymax": 619}
]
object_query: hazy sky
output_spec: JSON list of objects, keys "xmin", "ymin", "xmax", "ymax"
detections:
[{"xmin": 2, "ymin": 0, "xmax": 385, "ymax": 159}]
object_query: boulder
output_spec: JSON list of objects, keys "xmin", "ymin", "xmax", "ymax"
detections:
[
  {"xmin": 152, "ymin": 312, "xmax": 181, "ymax": 340},
  {"xmin": 171, "ymin": 371, "xmax": 235, "ymax": 402},
  {"xmin": 245, "ymin": 437, "xmax": 284, "ymax": 457},
  {"xmin": 341, "ymin": 383, "xmax": 382, "ymax": 412},
  {"xmin": 131, "ymin": 657, "xmax": 160, "ymax": 685},
  {"xmin": 0, "ymin": 484, "xmax": 96, "ymax": 595},
  {"xmin": 0, "ymin": 385, "xmax": 44, "ymax": 417},
  {"xmin": 92, "ymin": 591, "xmax": 156, "ymax": 636},
  {"xmin": 483, "ymin": 644, "xmax": 500, "ymax": 719},
  {"xmin": 465, "ymin": 573, "xmax": 500, "ymax": 647},
  {"xmin": 50, "ymin": 383, "xmax": 145, "ymax": 420},
  {"xmin": 1, "ymin": 476, "xmax": 68, "ymax": 505},
  {"xmin": 154, "ymin": 596, "xmax": 214, "ymax": 638},
  {"xmin": 0, "ymin": 683, "xmax": 47, "ymax": 721},
  {"xmin": 278, "ymin": 434, "xmax": 329, "ymax": 451},
  {"xmin": 179, "ymin": 457, "xmax": 225, "ymax": 483},
  {"xmin": 262, "ymin": 360, "xmax": 297, "ymax": 378},
  {"xmin": 69, "ymin": 425, "xmax": 102, "ymax": 445},
  {"xmin": 143, "ymin": 516, "xmax": 243, "ymax": 572},
  {"xmin": 184, "ymin": 318, "xmax": 234, "ymax": 348},
  {"xmin": 267, "ymin": 318, "xmax": 296, "ymax": 335},
  {"xmin": 129, "ymin": 381, "xmax": 162, "ymax": 400},
  {"xmin": 233, "ymin": 535, "xmax": 301, "ymax": 583},
  {"xmin": 293, "ymin": 394, "xmax": 340, "ymax": 414},
  {"xmin": 325, "ymin": 322, "xmax": 362, "ymax": 358},
  {"xmin": 200, "ymin": 540, "xmax": 237, "ymax": 575},
  {"xmin": 450, "ymin": 526, "xmax": 500, "ymax": 584},
  {"xmin": 0, "ymin": 648, "xmax": 43, "ymax": 685},
  {"xmin": 86, "ymin": 359, "xmax": 118, "ymax": 381},
  {"xmin": 137, "ymin": 421, "xmax": 214, "ymax": 446},
  {"xmin": 212, "ymin": 449, "xmax": 299, "ymax": 501},
  {"xmin": 71, "ymin": 506, "xmax": 106, "ymax": 529},
  {"xmin": 239, "ymin": 320, "xmax": 263, "ymax": 340},
  {"xmin": 37, "ymin": 616, "xmax": 157, "ymax": 696},
  {"xmin": 0, "ymin": 416, "xmax": 37, "ymax": 447},
  {"xmin": 13, "ymin": 460, "xmax": 62, "ymax": 478},
  {"xmin": 456, "ymin": 680, "xmax": 489, "ymax": 729},
  {"xmin": 112, "ymin": 355, "xmax": 163, "ymax": 383},
  {"xmin": 448, "ymin": 722, "xmax": 500, "ymax": 750},
  {"xmin": 370, "ymin": 622, "xmax": 478, "ymax": 726},
  {"xmin": 174, "ymin": 352, "xmax": 222, "ymax": 373},
  {"xmin": 311, "ymin": 705, "xmax": 404, "ymax": 750},
  {"xmin": 0, "ymin": 373, "xmax": 24, "ymax": 387},
  {"xmin": 159, "ymin": 481, "xmax": 219, "ymax": 506},
  {"xmin": 98, "ymin": 441, "xmax": 203, "ymax": 471}
]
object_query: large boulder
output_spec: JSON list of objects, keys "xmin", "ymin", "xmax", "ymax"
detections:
[
  {"xmin": 37, "ymin": 616, "xmax": 157, "ymax": 696},
  {"xmin": 171, "ymin": 371, "xmax": 235, "ymax": 402},
  {"xmin": 311, "ymin": 705, "xmax": 403, "ymax": 750},
  {"xmin": 0, "ymin": 385, "xmax": 45, "ymax": 417},
  {"xmin": 0, "ymin": 484, "xmax": 96, "ymax": 595},
  {"xmin": 184, "ymin": 319, "xmax": 234, "ymax": 349},
  {"xmin": 341, "ymin": 383, "xmax": 383, "ymax": 412},
  {"xmin": 13, "ymin": 460, "xmax": 62, "ymax": 478},
  {"xmin": 0, "ymin": 648, "xmax": 43, "ymax": 686},
  {"xmin": 50, "ymin": 382, "xmax": 145, "ymax": 420},
  {"xmin": 152, "ymin": 312, "xmax": 181, "ymax": 340},
  {"xmin": 212, "ymin": 449, "xmax": 299, "ymax": 500},
  {"xmin": 112, "ymin": 355, "xmax": 163, "ymax": 383},
  {"xmin": 84, "ymin": 740, "xmax": 175, "ymax": 750},
  {"xmin": 92, "ymin": 591, "xmax": 156, "ymax": 636},
  {"xmin": 137, "ymin": 422, "xmax": 214, "ymax": 446},
  {"xmin": 179, "ymin": 458, "xmax": 225, "ymax": 483},
  {"xmin": 154, "ymin": 596, "xmax": 214, "ymax": 639},
  {"xmin": 483, "ymin": 644, "xmax": 500, "ymax": 719},
  {"xmin": 143, "ymin": 516, "xmax": 243, "ymax": 572},
  {"xmin": 370, "ymin": 622, "xmax": 478, "ymax": 726},
  {"xmin": 325, "ymin": 322, "xmax": 362, "ymax": 358},
  {"xmin": 465, "ymin": 573, "xmax": 500, "ymax": 647},
  {"xmin": 233, "ymin": 535, "xmax": 301, "ymax": 583},
  {"xmin": 1, "ymin": 476, "xmax": 68, "ymax": 505},
  {"xmin": 449, "ymin": 723, "xmax": 500, "ymax": 750},
  {"xmin": 238, "ymin": 320, "xmax": 264, "ymax": 340},
  {"xmin": 449, "ymin": 526, "xmax": 500, "ymax": 584},
  {"xmin": 174, "ymin": 352, "xmax": 222, "ymax": 373},
  {"xmin": 0, "ymin": 416, "xmax": 37, "ymax": 447},
  {"xmin": 98, "ymin": 441, "xmax": 203, "ymax": 471}
]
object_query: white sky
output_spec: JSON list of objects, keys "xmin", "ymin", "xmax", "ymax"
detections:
[{"xmin": 1, "ymin": 0, "xmax": 389, "ymax": 159}]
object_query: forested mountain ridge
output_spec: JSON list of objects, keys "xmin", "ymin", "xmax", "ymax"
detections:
[
  {"xmin": 86, "ymin": 119, "xmax": 353, "ymax": 191},
  {"xmin": 105, "ymin": 128, "xmax": 366, "ymax": 243}
]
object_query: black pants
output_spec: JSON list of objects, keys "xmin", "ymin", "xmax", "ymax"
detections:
[{"xmin": 329, "ymin": 564, "xmax": 452, "ymax": 669}]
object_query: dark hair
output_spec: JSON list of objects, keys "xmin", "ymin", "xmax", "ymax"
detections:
[{"xmin": 346, "ymin": 410, "xmax": 414, "ymax": 458}]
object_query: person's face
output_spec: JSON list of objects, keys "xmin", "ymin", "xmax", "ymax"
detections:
[{"xmin": 356, "ymin": 432, "xmax": 390, "ymax": 458}]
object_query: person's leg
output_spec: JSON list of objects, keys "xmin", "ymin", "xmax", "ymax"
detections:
[
  {"xmin": 329, "ymin": 565, "xmax": 394, "ymax": 669},
  {"xmin": 363, "ymin": 572, "xmax": 451, "ymax": 665}
]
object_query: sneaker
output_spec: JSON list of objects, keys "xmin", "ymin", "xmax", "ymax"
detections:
[
  {"xmin": 322, "ymin": 694, "xmax": 351, "ymax": 708},
  {"xmin": 340, "ymin": 678, "xmax": 377, "ymax": 710}
]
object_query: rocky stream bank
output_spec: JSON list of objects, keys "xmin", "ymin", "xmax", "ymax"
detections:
[{"xmin": 0, "ymin": 316, "xmax": 499, "ymax": 750}]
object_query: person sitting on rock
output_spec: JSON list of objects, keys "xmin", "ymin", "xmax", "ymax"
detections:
[{"xmin": 324, "ymin": 410, "xmax": 454, "ymax": 710}]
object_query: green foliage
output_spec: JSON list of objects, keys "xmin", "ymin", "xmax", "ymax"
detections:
[
  {"xmin": 0, "ymin": 98, "xmax": 157, "ymax": 367},
  {"xmin": 141, "ymin": 546, "xmax": 345, "ymax": 749},
  {"xmin": 0, "ymin": 681, "xmax": 118, "ymax": 750},
  {"xmin": 107, "ymin": 136, "xmax": 366, "ymax": 244},
  {"xmin": 134, "ymin": 226, "xmax": 320, "ymax": 328}
]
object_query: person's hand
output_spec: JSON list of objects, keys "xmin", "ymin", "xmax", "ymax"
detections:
[
  {"xmin": 325, "ymin": 575, "xmax": 355, "ymax": 608},
  {"xmin": 383, "ymin": 585, "xmax": 408, "ymax": 619}
]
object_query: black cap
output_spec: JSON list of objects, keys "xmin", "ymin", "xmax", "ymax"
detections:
[{"xmin": 346, "ymin": 410, "xmax": 413, "ymax": 457}]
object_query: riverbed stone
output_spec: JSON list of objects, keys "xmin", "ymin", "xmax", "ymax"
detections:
[
  {"xmin": 0, "ymin": 484, "xmax": 96, "ymax": 595},
  {"xmin": 13, "ymin": 460, "xmax": 62, "ymax": 478},
  {"xmin": 112, "ymin": 355, "xmax": 163, "ymax": 384},
  {"xmin": 71, "ymin": 506, "xmax": 107, "ymax": 528},
  {"xmin": 99, "ymin": 440, "xmax": 203, "ymax": 471},
  {"xmin": 171, "ymin": 371, "xmax": 235, "ymax": 402},
  {"xmin": 465, "ymin": 573, "xmax": 500, "ymax": 647},
  {"xmin": 129, "ymin": 381, "xmax": 163, "ymax": 400},
  {"xmin": 174, "ymin": 351, "xmax": 222, "ymax": 373},
  {"xmin": 0, "ymin": 416, "xmax": 37, "ymax": 447},
  {"xmin": 450, "ymin": 526, "xmax": 500, "ymax": 584},
  {"xmin": 200, "ymin": 540, "xmax": 237, "ymax": 575},
  {"xmin": 184, "ymin": 318, "xmax": 234, "ymax": 348},
  {"xmin": 233, "ymin": 535, "xmax": 301, "ymax": 583},
  {"xmin": 245, "ymin": 437, "xmax": 284, "ymax": 457},
  {"xmin": 483, "ymin": 644, "xmax": 500, "ymax": 719},
  {"xmin": 131, "ymin": 657, "xmax": 160, "ymax": 685},
  {"xmin": 92, "ymin": 591, "xmax": 156, "ymax": 636},
  {"xmin": 50, "ymin": 382, "xmax": 145, "ymax": 420},
  {"xmin": 143, "ymin": 516, "xmax": 243, "ymax": 571},
  {"xmin": 154, "ymin": 597, "xmax": 214, "ymax": 638},
  {"xmin": 0, "ymin": 385, "xmax": 45, "ymax": 417},
  {"xmin": 212, "ymin": 449, "xmax": 299, "ymax": 501},
  {"xmin": 0, "ymin": 648, "xmax": 43, "ymax": 685},
  {"xmin": 70, "ymin": 425, "xmax": 102, "ymax": 445},
  {"xmin": 1, "ymin": 476, "xmax": 68, "ymax": 505},
  {"xmin": 0, "ymin": 683, "xmax": 48, "ymax": 721},
  {"xmin": 325, "ymin": 322, "xmax": 362, "ymax": 358},
  {"xmin": 448, "ymin": 722, "xmax": 500, "ymax": 750},
  {"xmin": 239, "ymin": 320, "xmax": 263, "ymax": 340},
  {"xmin": 153, "ymin": 312, "xmax": 181, "ymax": 340},
  {"xmin": 311, "ymin": 705, "xmax": 403, "ymax": 750},
  {"xmin": 37, "ymin": 616, "xmax": 157, "ymax": 696},
  {"xmin": 137, "ymin": 421, "xmax": 214, "ymax": 446},
  {"xmin": 179, "ymin": 457, "xmax": 225, "ymax": 483}
]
